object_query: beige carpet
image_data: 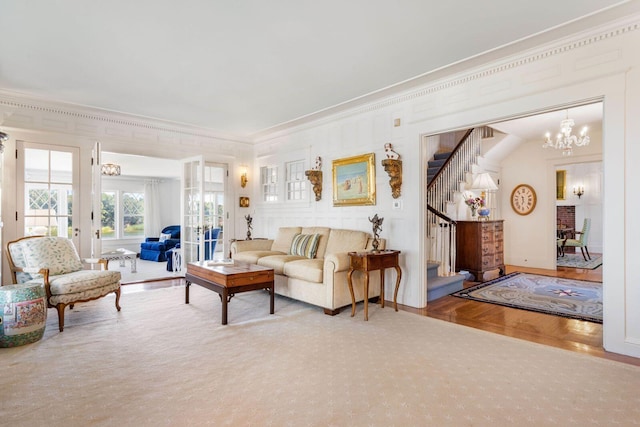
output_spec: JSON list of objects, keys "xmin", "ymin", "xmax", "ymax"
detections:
[{"xmin": 1, "ymin": 286, "xmax": 639, "ymax": 426}]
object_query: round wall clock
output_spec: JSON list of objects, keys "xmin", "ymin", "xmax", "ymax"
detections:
[{"xmin": 510, "ymin": 184, "xmax": 537, "ymax": 215}]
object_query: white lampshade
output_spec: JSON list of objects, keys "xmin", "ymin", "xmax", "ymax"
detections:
[{"xmin": 471, "ymin": 172, "xmax": 498, "ymax": 191}]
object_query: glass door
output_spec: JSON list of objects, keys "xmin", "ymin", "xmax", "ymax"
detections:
[
  {"xmin": 17, "ymin": 141, "xmax": 80, "ymax": 248},
  {"xmin": 180, "ymin": 156, "xmax": 226, "ymax": 267}
]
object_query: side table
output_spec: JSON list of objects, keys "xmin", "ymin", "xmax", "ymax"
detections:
[
  {"xmin": 0, "ymin": 283, "xmax": 47, "ymax": 347},
  {"xmin": 347, "ymin": 250, "xmax": 402, "ymax": 320}
]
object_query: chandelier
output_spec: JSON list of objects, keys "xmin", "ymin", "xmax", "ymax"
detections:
[
  {"xmin": 101, "ymin": 163, "xmax": 121, "ymax": 176},
  {"xmin": 542, "ymin": 111, "xmax": 590, "ymax": 156}
]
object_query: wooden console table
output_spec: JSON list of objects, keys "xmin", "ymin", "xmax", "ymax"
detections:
[{"xmin": 347, "ymin": 250, "xmax": 402, "ymax": 320}]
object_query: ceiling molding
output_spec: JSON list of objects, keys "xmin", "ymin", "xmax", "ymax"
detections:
[{"xmin": 252, "ymin": 15, "xmax": 640, "ymax": 142}]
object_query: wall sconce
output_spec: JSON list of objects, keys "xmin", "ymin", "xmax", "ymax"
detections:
[
  {"xmin": 573, "ymin": 185, "xmax": 585, "ymax": 199},
  {"xmin": 101, "ymin": 163, "xmax": 121, "ymax": 176},
  {"xmin": 240, "ymin": 166, "xmax": 248, "ymax": 188}
]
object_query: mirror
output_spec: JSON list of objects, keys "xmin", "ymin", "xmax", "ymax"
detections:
[{"xmin": 556, "ymin": 170, "xmax": 566, "ymax": 200}]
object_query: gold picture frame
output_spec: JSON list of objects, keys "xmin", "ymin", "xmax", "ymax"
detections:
[
  {"xmin": 556, "ymin": 170, "xmax": 566, "ymax": 200},
  {"xmin": 332, "ymin": 153, "xmax": 376, "ymax": 206}
]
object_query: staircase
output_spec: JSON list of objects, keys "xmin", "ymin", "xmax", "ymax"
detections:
[
  {"xmin": 427, "ymin": 151, "xmax": 452, "ymax": 185},
  {"xmin": 427, "ymin": 262, "xmax": 464, "ymax": 301},
  {"xmin": 425, "ymin": 129, "xmax": 482, "ymax": 302}
]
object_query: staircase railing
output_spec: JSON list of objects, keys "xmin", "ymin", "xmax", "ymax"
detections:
[{"xmin": 426, "ymin": 128, "xmax": 481, "ymax": 274}]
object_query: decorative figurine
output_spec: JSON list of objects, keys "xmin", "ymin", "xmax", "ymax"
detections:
[
  {"xmin": 368, "ymin": 214, "xmax": 384, "ymax": 252},
  {"xmin": 384, "ymin": 143, "xmax": 400, "ymax": 160},
  {"xmin": 245, "ymin": 214, "xmax": 253, "ymax": 240}
]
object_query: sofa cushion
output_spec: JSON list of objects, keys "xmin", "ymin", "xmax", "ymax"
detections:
[
  {"xmin": 257, "ymin": 254, "xmax": 305, "ymax": 275},
  {"xmin": 325, "ymin": 229, "xmax": 369, "ymax": 254},
  {"xmin": 283, "ymin": 259, "xmax": 324, "ymax": 283},
  {"xmin": 233, "ymin": 250, "xmax": 285, "ymax": 264},
  {"xmin": 289, "ymin": 233, "xmax": 321, "ymax": 259},
  {"xmin": 301, "ymin": 227, "xmax": 331, "ymax": 258},
  {"xmin": 271, "ymin": 227, "xmax": 302, "ymax": 253}
]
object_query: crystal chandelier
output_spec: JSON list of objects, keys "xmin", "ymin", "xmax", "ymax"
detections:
[
  {"xmin": 101, "ymin": 163, "xmax": 121, "ymax": 176},
  {"xmin": 542, "ymin": 111, "xmax": 590, "ymax": 156}
]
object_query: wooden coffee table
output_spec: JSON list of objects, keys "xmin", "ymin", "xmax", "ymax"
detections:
[{"xmin": 185, "ymin": 261, "xmax": 275, "ymax": 325}]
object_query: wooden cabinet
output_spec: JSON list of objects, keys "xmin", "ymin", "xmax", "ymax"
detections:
[{"xmin": 455, "ymin": 220, "xmax": 504, "ymax": 282}]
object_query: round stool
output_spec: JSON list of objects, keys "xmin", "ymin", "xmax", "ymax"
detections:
[{"xmin": 0, "ymin": 283, "xmax": 47, "ymax": 347}]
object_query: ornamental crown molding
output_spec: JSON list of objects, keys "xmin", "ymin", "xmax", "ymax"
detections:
[
  {"xmin": 252, "ymin": 14, "xmax": 640, "ymax": 142},
  {"xmin": 0, "ymin": 89, "xmax": 252, "ymax": 146}
]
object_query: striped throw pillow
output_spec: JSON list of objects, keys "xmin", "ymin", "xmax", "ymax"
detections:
[{"xmin": 289, "ymin": 233, "xmax": 321, "ymax": 259}]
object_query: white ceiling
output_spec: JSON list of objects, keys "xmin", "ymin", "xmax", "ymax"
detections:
[{"xmin": 0, "ymin": 1, "xmax": 631, "ymax": 140}]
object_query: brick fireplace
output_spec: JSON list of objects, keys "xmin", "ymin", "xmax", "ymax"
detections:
[{"xmin": 557, "ymin": 205, "xmax": 575, "ymax": 253}]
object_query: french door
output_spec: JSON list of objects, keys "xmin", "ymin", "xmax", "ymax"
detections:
[
  {"xmin": 180, "ymin": 156, "xmax": 226, "ymax": 268},
  {"xmin": 17, "ymin": 141, "xmax": 80, "ymax": 248}
]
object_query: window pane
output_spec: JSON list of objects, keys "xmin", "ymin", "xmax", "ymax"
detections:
[
  {"xmin": 101, "ymin": 192, "xmax": 116, "ymax": 239},
  {"xmin": 122, "ymin": 192, "xmax": 144, "ymax": 237}
]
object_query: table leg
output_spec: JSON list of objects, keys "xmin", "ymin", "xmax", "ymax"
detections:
[
  {"xmin": 119, "ymin": 259, "xmax": 126, "ymax": 268},
  {"xmin": 364, "ymin": 271, "xmax": 370, "ymax": 321},
  {"xmin": 130, "ymin": 257, "xmax": 137, "ymax": 273},
  {"xmin": 393, "ymin": 265, "xmax": 402, "ymax": 311},
  {"xmin": 379, "ymin": 269, "xmax": 385, "ymax": 308},
  {"xmin": 347, "ymin": 268, "xmax": 356, "ymax": 317},
  {"xmin": 269, "ymin": 283, "xmax": 274, "ymax": 314},
  {"xmin": 221, "ymin": 288, "xmax": 229, "ymax": 325},
  {"xmin": 185, "ymin": 281, "xmax": 191, "ymax": 304}
]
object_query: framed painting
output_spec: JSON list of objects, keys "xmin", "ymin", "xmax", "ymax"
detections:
[
  {"xmin": 556, "ymin": 170, "xmax": 566, "ymax": 200},
  {"xmin": 332, "ymin": 153, "xmax": 376, "ymax": 206}
]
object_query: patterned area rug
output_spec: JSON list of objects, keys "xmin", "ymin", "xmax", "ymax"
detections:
[
  {"xmin": 452, "ymin": 272, "xmax": 603, "ymax": 323},
  {"xmin": 557, "ymin": 253, "xmax": 603, "ymax": 269}
]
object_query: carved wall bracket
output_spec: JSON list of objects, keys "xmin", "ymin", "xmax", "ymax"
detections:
[
  {"xmin": 305, "ymin": 170, "xmax": 323, "ymax": 201},
  {"xmin": 381, "ymin": 159, "xmax": 402, "ymax": 199}
]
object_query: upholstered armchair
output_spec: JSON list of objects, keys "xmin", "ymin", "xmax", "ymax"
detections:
[
  {"xmin": 6, "ymin": 236, "xmax": 122, "ymax": 332},
  {"xmin": 140, "ymin": 225, "xmax": 180, "ymax": 262},
  {"xmin": 563, "ymin": 218, "xmax": 592, "ymax": 261}
]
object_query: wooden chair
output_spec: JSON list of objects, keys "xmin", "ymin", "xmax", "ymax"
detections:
[
  {"xmin": 562, "ymin": 218, "xmax": 592, "ymax": 261},
  {"xmin": 6, "ymin": 236, "xmax": 122, "ymax": 331}
]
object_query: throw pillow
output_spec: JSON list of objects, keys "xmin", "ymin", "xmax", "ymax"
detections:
[
  {"xmin": 289, "ymin": 233, "xmax": 321, "ymax": 259},
  {"xmin": 159, "ymin": 233, "xmax": 172, "ymax": 242}
]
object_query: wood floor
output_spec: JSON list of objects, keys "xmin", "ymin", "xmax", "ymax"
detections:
[
  {"xmin": 402, "ymin": 257, "xmax": 640, "ymax": 366},
  {"xmin": 123, "ymin": 257, "xmax": 640, "ymax": 366}
]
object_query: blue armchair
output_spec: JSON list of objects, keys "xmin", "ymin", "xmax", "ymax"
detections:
[
  {"xmin": 166, "ymin": 227, "xmax": 220, "ymax": 271},
  {"xmin": 140, "ymin": 225, "xmax": 180, "ymax": 262}
]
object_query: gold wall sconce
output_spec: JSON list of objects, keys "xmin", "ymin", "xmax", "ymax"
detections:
[
  {"xmin": 240, "ymin": 166, "xmax": 248, "ymax": 188},
  {"xmin": 381, "ymin": 159, "xmax": 402, "ymax": 199},
  {"xmin": 305, "ymin": 170, "xmax": 323, "ymax": 201},
  {"xmin": 573, "ymin": 185, "xmax": 585, "ymax": 199},
  {"xmin": 239, "ymin": 197, "xmax": 250, "ymax": 208}
]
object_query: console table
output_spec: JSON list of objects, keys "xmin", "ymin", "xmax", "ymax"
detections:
[{"xmin": 346, "ymin": 250, "xmax": 402, "ymax": 320}]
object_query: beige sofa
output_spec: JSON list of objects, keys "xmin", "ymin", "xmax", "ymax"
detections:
[{"xmin": 230, "ymin": 226, "xmax": 384, "ymax": 315}]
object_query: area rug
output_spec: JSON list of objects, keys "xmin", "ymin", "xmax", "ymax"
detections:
[
  {"xmin": 452, "ymin": 272, "xmax": 603, "ymax": 323},
  {"xmin": 2, "ymin": 285, "xmax": 638, "ymax": 426},
  {"xmin": 557, "ymin": 253, "xmax": 603, "ymax": 269}
]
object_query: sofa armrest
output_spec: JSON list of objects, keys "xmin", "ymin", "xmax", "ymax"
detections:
[
  {"xmin": 230, "ymin": 239, "xmax": 274, "ymax": 255},
  {"xmin": 324, "ymin": 252, "xmax": 352, "ymax": 273}
]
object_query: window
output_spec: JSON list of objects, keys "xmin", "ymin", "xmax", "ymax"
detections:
[
  {"xmin": 261, "ymin": 166, "xmax": 278, "ymax": 202},
  {"xmin": 101, "ymin": 190, "xmax": 144, "ymax": 239},
  {"xmin": 285, "ymin": 160, "xmax": 307, "ymax": 201}
]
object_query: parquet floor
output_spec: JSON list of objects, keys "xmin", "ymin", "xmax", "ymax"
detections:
[{"xmin": 123, "ymin": 257, "xmax": 640, "ymax": 366}]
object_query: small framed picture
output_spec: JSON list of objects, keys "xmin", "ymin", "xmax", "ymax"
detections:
[{"xmin": 239, "ymin": 197, "xmax": 250, "ymax": 208}]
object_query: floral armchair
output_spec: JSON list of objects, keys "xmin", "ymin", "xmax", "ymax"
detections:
[{"xmin": 6, "ymin": 236, "xmax": 121, "ymax": 332}]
